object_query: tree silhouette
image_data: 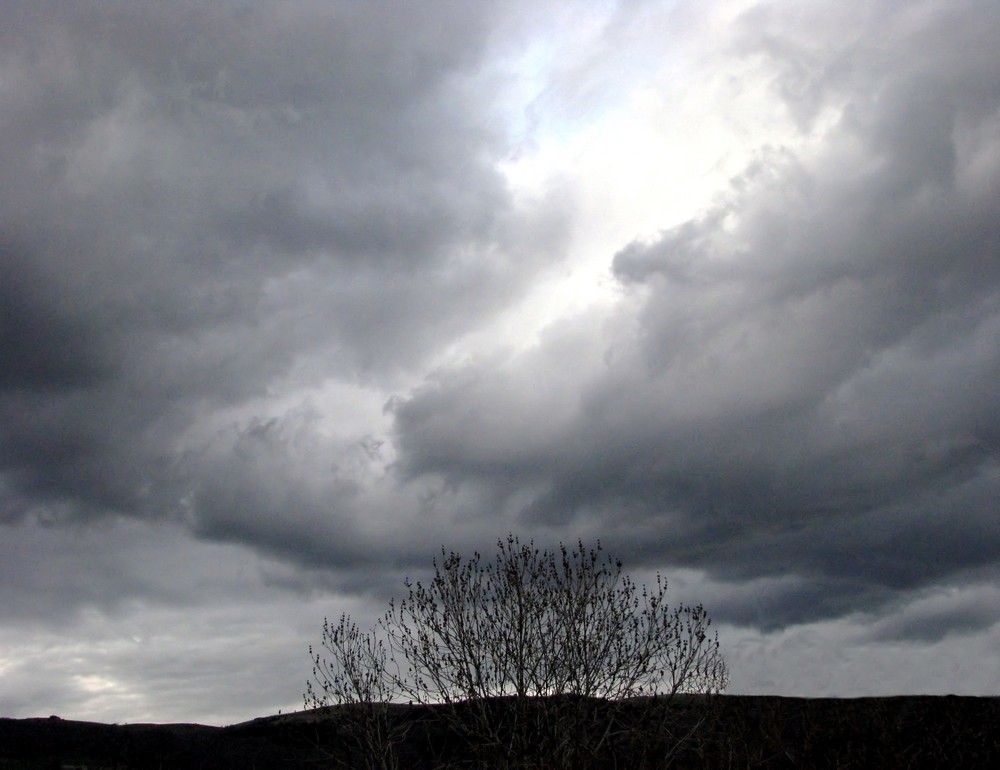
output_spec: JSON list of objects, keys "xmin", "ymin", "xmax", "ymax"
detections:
[{"xmin": 307, "ymin": 535, "xmax": 728, "ymax": 768}]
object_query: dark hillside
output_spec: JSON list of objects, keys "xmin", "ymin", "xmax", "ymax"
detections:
[{"xmin": 2, "ymin": 695, "xmax": 998, "ymax": 769}]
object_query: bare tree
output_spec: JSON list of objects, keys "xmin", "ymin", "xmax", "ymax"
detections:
[
  {"xmin": 306, "ymin": 615, "xmax": 407, "ymax": 770},
  {"xmin": 307, "ymin": 535, "xmax": 728, "ymax": 768}
]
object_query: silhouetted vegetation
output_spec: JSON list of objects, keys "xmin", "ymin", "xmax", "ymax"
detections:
[{"xmin": 306, "ymin": 535, "xmax": 728, "ymax": 768}]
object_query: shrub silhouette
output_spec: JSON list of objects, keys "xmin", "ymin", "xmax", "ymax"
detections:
[{"xmin": 306, "ymin": 534, "xmax": 728, "ymax": 769}]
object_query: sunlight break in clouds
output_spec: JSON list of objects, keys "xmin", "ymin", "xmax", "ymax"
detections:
[{"xmin": 487, "ymin": 0, "xmax": 805, "ymax": 355}]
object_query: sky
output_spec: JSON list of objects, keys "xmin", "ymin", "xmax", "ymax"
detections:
[{"xmin": 1, "ymin": 0, "xmax": 999, "ymax": 725}]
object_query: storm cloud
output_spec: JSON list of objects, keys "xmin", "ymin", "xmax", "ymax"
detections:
[
  {"xmin": 393, "ymin": 0, "xmax": 1000, "ymax": 624},
  {"xmin": 0, "ymin": 1, "xmax": 568, "ymax": 530},
  {"xmin": 2, "ymin": 0, "xmax": 998, "ymax": 723}
]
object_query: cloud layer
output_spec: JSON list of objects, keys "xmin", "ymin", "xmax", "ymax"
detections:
[
  {"xmin": 393, "ymin": 0, "xmax": 1000, "ymax": 626},
  {"xmin": 2, "ymin": 0, "xmax": 999, "ymax": 722}
]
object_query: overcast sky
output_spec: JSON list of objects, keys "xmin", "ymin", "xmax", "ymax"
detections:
[{"xmin": 2, "ymin": 0, "xmax": 999, "ymax": 725}]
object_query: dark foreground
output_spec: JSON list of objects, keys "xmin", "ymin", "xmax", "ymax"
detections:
[{"xmin": 2, "ymin": 695, "xmax": 998, "ymax": 769}]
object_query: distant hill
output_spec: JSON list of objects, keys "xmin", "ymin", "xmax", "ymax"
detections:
[{"xmin": 2, "ymin": 695, "xmax": 998, "ymax": 769}]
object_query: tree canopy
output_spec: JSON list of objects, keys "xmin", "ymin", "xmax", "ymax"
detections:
[{"xmin": 307, "ymin": 535, "xmax": 728, "ymax": 768}]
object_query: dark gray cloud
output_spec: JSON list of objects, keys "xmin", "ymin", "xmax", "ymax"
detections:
[
  {"xmin": 392, "ymin": 0, "xmax": 1000, "ymax": 627},
  {"xmin": 866, "ymin": 581, "xmax": 1000, "ymax": 643},
  {"xmin": 0, "ymin": 0, "xmax": 566, "ymax": 527},
  {"xmin": 3, "ymin": 0, "xmax": 1000, "ymax": 723}
]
